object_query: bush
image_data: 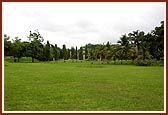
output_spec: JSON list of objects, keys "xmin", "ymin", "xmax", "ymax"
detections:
[
  {"xmin": 4, "ymin": 57, "xmax": 39, "ymax": 63},
  {"xmin": 134, "ymin": 54, "xmax": 154, "ymax": 66},
  {"xmin": 135, "ymin": 59, "xmax": 152, "ymax": 66},
  {"xmin": 134, "ymin": 58, "xmax": 164, "ymax": 66}
]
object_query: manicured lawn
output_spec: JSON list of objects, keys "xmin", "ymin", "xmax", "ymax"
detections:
[{"xmin": 4, "ymin": 61, "xmax": 164, "ymax": 111}]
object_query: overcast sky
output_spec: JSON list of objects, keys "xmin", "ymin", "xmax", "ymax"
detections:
[{"xmin": 3, "ymin": 2, "xmax": 165, "ymax": 48}]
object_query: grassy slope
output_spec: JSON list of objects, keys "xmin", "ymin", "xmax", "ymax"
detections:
[{"xmin": 4, "ymin": 61, "xmax": 164, "ymax": 111}]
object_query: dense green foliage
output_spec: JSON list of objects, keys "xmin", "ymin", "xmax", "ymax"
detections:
[
  {"xmin": 4, "ymin": 61, "xmax": 164, "ymax": 111},
  {"xmin": 4, "ymin": 21, "xmax": 164, "ymax": 65}
]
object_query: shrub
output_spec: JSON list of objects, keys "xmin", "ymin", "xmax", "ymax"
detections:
[
  {"xmin": 134, "ymin": 58, "xmax": 164, "ymax": 66},
  {"xmin": 134, "ymin": 54, "xmax": 154, "ymax": 66},
  {"xmin": 135, "ymin": 59, "xmax": 150, "ymax": 66}
]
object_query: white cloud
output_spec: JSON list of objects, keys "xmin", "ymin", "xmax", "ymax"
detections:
[{"xmin": 3, "ymin": 2, "xmax": 165, "ymax": 48}]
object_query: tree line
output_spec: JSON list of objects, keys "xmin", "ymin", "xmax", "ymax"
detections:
[{"xmin": 4, "ymin": 21, "xmax": 164, "ymax": 65}]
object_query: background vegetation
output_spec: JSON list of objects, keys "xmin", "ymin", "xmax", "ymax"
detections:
[{"xmin": 4, "ymin": 21, "xmax": 164, "ymax": 66}]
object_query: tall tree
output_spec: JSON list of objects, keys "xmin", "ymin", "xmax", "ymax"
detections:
[
  {"xmin": 96, "ymin": 45, "xmax": 105, "ymax": 61},
  {"xmin": 139, "ymin": 35, "xmax": 152, "ymax": 60},
  {"xmin": 128, "ymin": 44, "xmax": 137, "ymax": 63},
  {"xmin": 67, "ymin": 48, "xmax": 70, "ymax": 60},
  {"xmin": 128, "ymin": 30, "xmax": 145, "ymax": 53},
  {"xmin": 75, "ymin": 46, "xmax": 78, "ymax": 62},
  {"xmin": 62, "ymin": 44, "xmax": 67, "ymax": 62},
  {"xmin": 22, "ymin": 41, "xmax": 31, "ymax": 58},
  {"xmin": 85, "ymin": 45, "xmax": 88, "ymax": 60},
  {"xmin": 4, "ymin": 34, "xmax": 12, "ymax": 56},
  {"xmin": 11, "ymin": 37, "xmax": 23, "ymax": 62},
  {"xmin": 45, "ymin": 40, "xmax": 51, "ymax": 61},
  {"xmin": 117, "ymin": 34, "xmax": 130, "ymax": 64},
  {"xmin": 53, "ymin": 44, "xmax": 59, "ymax": 61},
  {"xmin": 105, "ymin": 41, "xmax": 112, "ymax": 63},
  {"xmin": 79, "ymin": 47, "xmax": 83, "ymax": 60},
  {"xmin": 151, "ymin": 21, "xmax": 164, "ymax": 60},
  {"xmin": 71, "ymin": 47, "xmax": 75, "ymax": 59},
  {"xmin": 58, "ymin": 47, "xmax": 63, "ymax": 59},
  {"xmin": 28, "ymin": 30, "xmax": 44, "ymax": 62},
  {"xmin": 111, "ymin": 44, "xmax": 120, "ymax": 64},
  {"xmin": 116, "ymin": 46, "xmax": 124, "ymax": 64},
  {"xmin": 50, "ymin": 44, "xmax": 55, "ymax": 61}
]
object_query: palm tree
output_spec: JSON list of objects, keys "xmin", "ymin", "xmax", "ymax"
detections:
[
  {"xmin": 140, "ymin": 36, "xmax": 152, "ymax": 60},
  {"xmin": 128, "ymin": 44, "xmax": 137, "ymax": 63},
  {"xmin": 111, "ymin": 45, "xmax": 118, "ymax": 64},
  {"xmin": 96, "ymin": 45, "xmax": 104, "ymax": 61},
  {"xmin": 128, "ymin": 30, "xmax": 145, "ymax": 54},
  {"xmin": 117, "ymin": 34, "xmax": 130, "ymax": 64},
  {"xmin": 116, "ymin": 45, "xmax": 124, "ymax": 64}
]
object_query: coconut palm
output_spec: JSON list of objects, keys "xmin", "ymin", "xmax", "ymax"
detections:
[{"xmin": 117, "ymin": 34, "xmax": 130, "ymax": 64}]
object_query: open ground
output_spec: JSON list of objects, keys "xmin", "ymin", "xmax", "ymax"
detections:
[{"xmin": 4, "ymin": 60, "xmax": 164, "ymax": 111}]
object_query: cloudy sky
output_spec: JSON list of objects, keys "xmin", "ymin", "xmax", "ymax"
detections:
[{"xmin": 3, "ymin": 2, "xmax": 165, "ymax": 48}]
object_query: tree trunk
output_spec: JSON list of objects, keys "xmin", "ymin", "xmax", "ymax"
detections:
[
  {"xmin": 32, "ymin": 57, "xmax": 34, "ymax": 63},
  {"xmin": 91, "ymin": 61, "xmax": 93, "ymax": 64},
  {"xmin": 18, "ymin": 57, "xmax": 20, "ymax": 62},
  {"xmin": 14, "ymin": 58, "xmax": 16, "ymax": 62}
]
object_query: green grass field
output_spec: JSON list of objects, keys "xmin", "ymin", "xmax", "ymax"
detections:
[{"xmin": 4, "ymin": 60, "xmax": 164, "ymax": 111}]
